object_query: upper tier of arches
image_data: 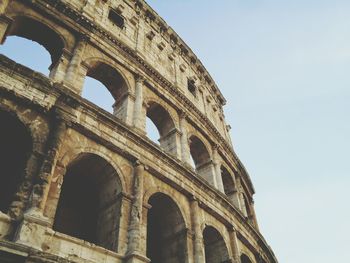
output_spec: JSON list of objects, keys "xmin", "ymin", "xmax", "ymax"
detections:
[{"xmin": 0, "ymin": 0, "xmax": 257, "ymax": 227}]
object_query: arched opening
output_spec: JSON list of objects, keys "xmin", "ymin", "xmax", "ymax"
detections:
[
  {"xmin": 146, "ymin": 102, "xmax": 178, "ymax": 155},
  {"xmin": 203, "ymin": 226, "xmax": 230, "ymax": 263},
  {"xmin": 0, "ymin": 110, "xmax": 32, "ymax": 214},
  {"xmin": 147, "ymin": 193, "xmax": 188, "ymax": 263},
  {"xmin": 189, "ymin": 135, "xmax": 215, "ymax": 185},
  {"xmin": 82, "ymin": 62, "xmax": 128, "ymax": 115},
  {"xmin": 221, "ymin": 166, "xmax": 240, "ymax": 208},
  {"xmin": 146, "ymin": 116, "xmax": 160, "ymax": 144},
  {"xmin": 241, "ymin": 254, "xmax": 253, "ymax": 263},
  {"xmin": 0, "ymin": 16, "xmax": 64, "ymax": 75},
  {"xmin": 242, "ymin": 194, "xmax": 254, "ymax": 224},
  {"xmin": 53, "ymin": 153, "xmax": 122, "ymax": 251}
]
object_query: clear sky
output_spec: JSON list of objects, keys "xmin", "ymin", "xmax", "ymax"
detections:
[{"xmin": 1, "ymin": 1, "xmax": 349, "ymax": 262}]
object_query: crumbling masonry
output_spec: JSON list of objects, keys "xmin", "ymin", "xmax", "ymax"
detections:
[{"xmin": 0, "ymin": 0, "xmax": 278, "ymax": 262}]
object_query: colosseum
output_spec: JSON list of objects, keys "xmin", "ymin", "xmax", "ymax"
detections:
[{"xmin": 0, "ymin": 0, "xmax": 278, "ymax": 262}]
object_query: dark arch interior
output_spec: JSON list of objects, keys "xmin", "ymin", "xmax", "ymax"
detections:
[
  {"xmin": 7, "ymin": 16, "xmax": 64, "ymax": 67},
  {"xmin": 53, "ymin": 153, "xmax": 122, "ymax": 251},
  {"xmin": 147, "ymin": 193, "xmax": 188, "ymax": 263},
  {"xmin": 0, "ymin": 110, "xmax": 32, "ymax": 213},
  {"xmin": 221, "ymin": 166, "xmax": 236, "ymax": 197},
  {"xmin": 241, "ymin": 254, "xmax": 253, "ymax": 263},
  {"xmin": 203, "ymin": 226, "xmax": 230, "ymax": 263},
  {"xmin": 189, "ymin": 136, "xmax": 210, "ymax": 168},
  {"xmin": 83, "ymin": 62, "xmax": 128, "ymax": 113},
  {"xmin": 243, "ymin": 194, "xmax": 252, "ymax": 218}
]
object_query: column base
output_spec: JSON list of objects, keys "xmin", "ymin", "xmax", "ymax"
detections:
[{"xmin": 124, "ymin": 252, "xmax": 150, "ymax": 263}]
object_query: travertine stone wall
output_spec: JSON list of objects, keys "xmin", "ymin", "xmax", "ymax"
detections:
[{"xmin": 0, "ymin": 0, "xmax": 277, "ymax": 263}]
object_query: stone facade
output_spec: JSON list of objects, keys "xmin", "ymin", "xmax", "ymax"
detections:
[{"xmin": 0, "ymin": 0, "xmax": 277, "ymax": 262}]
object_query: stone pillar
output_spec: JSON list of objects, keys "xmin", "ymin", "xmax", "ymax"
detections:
[
  {"xmin": 212, "ymin": 145, "xmax": 224, "ymax": 193},
  {"xmin": 133, "ymin": 75, "xmax": 145, "ymax": 131},
  {"xmin": 135, "ymin": 11, "xmax": 145, "ymax": 56},
  {"xmin": 236, "ymin": 177, "xmax": 248, "ymax": 217},
  {"xmin": 8, "ymin": 151, "xmax": 43, "ymax": 219},
  {"xmin": 64, "ymin": 37, "xmax": 87, "ymax": 90},
  {"xmin": 196, "ymin": 161, "xmax": 217, "ymax": 188},
  {"xmin": 0, "ymin": 0, "xmax": 10, "ymax": 15},
  {"xmin": 126, "ymin": 161, "xmax": 149, "ymax": 263},
  {"xmin": 0, "ymin": 15, "xmax": 12, "ymax": 44},
  {"xmin": 179, "ymin": 111, "xmax": 191, "ymax": 165},
  {"xmin": 159, "ymin": 128, "xmax": 182, "ymax": 159},
  {"xmin": 49, "ymin": 49, "xmax": 71, "ymax": 83},
  {"xmin": 30, "ymin": 118, "xmax": 67, "ymax": 216},
  {"xmin": 229, "ymin": 228, "xmax": 241, "ymax": 263},
  {"xmin": 190, "ymin": 198, "xmax": 204, "ymax": 263},
  {"xmin": 250, "ymin": 200, "xmax": 260, "ymax": 231}
]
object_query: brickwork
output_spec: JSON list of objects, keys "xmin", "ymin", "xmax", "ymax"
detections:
[{"xmin": 0, "ymin": 0, "xmax": 277, "ymax": 262}]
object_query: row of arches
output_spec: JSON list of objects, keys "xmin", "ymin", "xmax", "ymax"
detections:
[
  {"xmin": 0, "ymin": 108, "xmax": 258, "ymax": 263},
  {"xmin": 0, "ymin": 15, "xmax": 254, "ymax": 220}
]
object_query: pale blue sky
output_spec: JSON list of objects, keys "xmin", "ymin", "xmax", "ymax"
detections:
[{"xmin": 1, "ymin": 1, "xmax": 349, "ymax": 262}]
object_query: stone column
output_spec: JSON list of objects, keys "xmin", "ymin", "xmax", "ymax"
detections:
[
  {"xmin": 0, "ymin": 15, "xmax": 12, "ymax": 44},
  {"xmin": 49, "ymin": 49, "xmax": 71, "ymax": 83},
  {"xmin": 179, "ymin": 111, "xmax": 191, "ymax": 165},
  {"xmin": 126, "ymin": 161, "xmax": 148, "ymax": 263},
  {"xmin": 212, "ymin": 145, "xmax": 224, "ymax": 193},
  {"xmin": 0, "ymin": 1, "xmax": 10, "ymax": 15},
  {"xmin": 64, "ymin": 37, "xmax": 87, "ymax": 90},
  {"xmin": 190, "ymin": 198, "xmax": 204, "ymax": 263},
  {"xmin": 133, "ymin": 75, "xmax": 145, "ymax": 131},
  {"xmin": 229, "ymin": 228, "xmax": 241, "ymax": 263},
  {"xmin": 249, "ymin": 200, "xmax": 260, "ymax": 231},
  {"xmin": 30, "ymin": 117, "xmax": 67, "ymax": 216}
]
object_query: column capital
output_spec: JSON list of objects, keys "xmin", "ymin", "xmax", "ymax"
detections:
[
  {"xmin": 177, "ymin": 109, "xmax": 187, "ymax": 119},
  {"xmin": 135, "ymin": 73, "xmax": 145, "ymax": 83}
]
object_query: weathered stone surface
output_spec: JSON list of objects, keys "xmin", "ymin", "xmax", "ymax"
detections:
[{"xmin": 0, "ymin": 1, "xmax": 277, "ymax": 263}]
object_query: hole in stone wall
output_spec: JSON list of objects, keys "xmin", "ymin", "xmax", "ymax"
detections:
[
  {"xmin": 53, "ymin": 153, "xmax": 122, "ymax": 251},
  {"xmin": 0, "ymin": 110, "xmax": 32, "ymax": 214},
  {"xmin": 187, "ymin": 79, "xmax": 197, "ymax": 97},
  {"xmin": 108, "ymin": 9, "xmax": 125, "ymax": 28}
]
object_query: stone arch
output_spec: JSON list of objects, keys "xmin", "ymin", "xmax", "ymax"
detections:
[
  {"xmin": 143, "ymin": 186, "xmax": 190, "ymax": 229},
  {"xmin": 203, "ymin": 225, "xmax": 230, "ymax": 263},
  {"xmin": 59, "ymin": 146, "xmax": 127, "ymax": 193},
  {"xmin": 188, "ymin": 134, "xmax": 216, "ymax": 186},
  {"xmin": 53, "ymin": 152, "xmax": 124, "ymax": 251},
  {"xmin": 81, "ymin": 58, "xmax": 131, "ymax": 116},
  {"xmin": 241, "ymin": 253, "xmax": 254, "ymax": 263},
  {"xmin": 0, "ymin": 109, "xmax": 32, "ymax": 214},
  {"xmin": 145, "ymin": 100, "xmax": 179, "ymax": 156},
  {"xmin": 242, "ymin": 193, "xmax": 253, "ymax": 220},
  {"xmin": 5, "ymin": 15, "xmax": 66, "ymax": 68},
  {"xmin": 221, "ymin": 164, "xmax": 240, "ymax": 208},
  {"xmin": 146, "ymin": 192, "xmax": 189, "ymax": 263}
]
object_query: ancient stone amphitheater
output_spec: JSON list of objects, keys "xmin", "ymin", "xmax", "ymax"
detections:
[{"xmin": 0, "ymin": 0, "xmax": 278, "ymax": 262}]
